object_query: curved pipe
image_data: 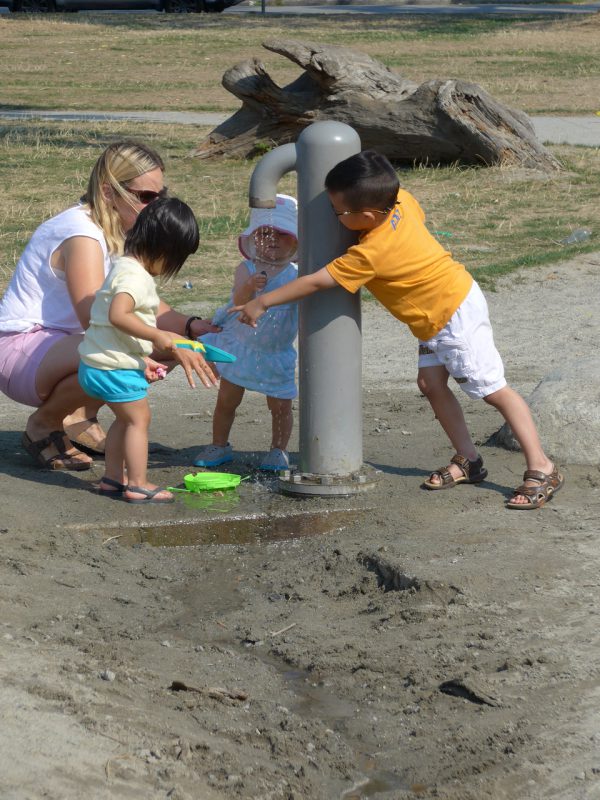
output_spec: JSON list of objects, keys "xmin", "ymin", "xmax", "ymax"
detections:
[{"xmin": 248, "ymin": 143, "xmax": 297, "ymax": 208}]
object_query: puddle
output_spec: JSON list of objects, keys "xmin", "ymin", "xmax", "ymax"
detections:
[
  {"xmin": 282, "ymin": 668, "xmax": 408, "ymax": 798},
  {"xmin": 107, "ymin": 509, "xmax": 364, "ymax": 548},
  {"xmin": 340, "ymin": 767, "xmax": 408, "ymax": 799},
  {"xmin": 233, "ymin": 652, "xmax": 408, "ymax": 798}
]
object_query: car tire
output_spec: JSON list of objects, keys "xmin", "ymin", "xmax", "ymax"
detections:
[
  {"xmin": 13, "ymin": 0, "xmax": 56, "ymax": 9},
  {"xmin": 201, "ymin": 0, "xmax": 225, "ymax": 11},
  {"xmin": 163, "ymin": 0, "xmax": 200, "ymax": 11}
]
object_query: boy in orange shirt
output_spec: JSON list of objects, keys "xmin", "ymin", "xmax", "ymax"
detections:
[{"xmin": 234, "ymin": 150, "xmax": 563, "ymax": 510}]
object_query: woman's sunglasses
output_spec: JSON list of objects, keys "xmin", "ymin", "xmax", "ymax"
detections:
[{"xmin": 122, "ymin": 186, "xmax": 169, "ymax": 205}]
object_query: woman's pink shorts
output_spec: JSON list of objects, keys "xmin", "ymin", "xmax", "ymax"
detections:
[{"xmin": 0, "ymin": 326, "xmax": 70, "ymax": 407}]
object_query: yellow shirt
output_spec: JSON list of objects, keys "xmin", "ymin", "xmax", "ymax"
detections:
[
  {"xmin": 326, "ymin": 190, "xmax": 473, "ymax": 341},
  {"xmin": 79, "ymin": 255, "xmax": 159, "ymax": 371}
]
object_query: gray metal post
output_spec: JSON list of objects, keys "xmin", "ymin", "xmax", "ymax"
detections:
[
  {"xmin": 248, "ymin": 121, "xmax": 374, "ymax": 496},
  {"xmin": 293, "ymin": 121, "xmax": 363, "ymax": 491}
]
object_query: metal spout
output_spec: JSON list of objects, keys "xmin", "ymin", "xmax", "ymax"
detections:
[{"xmin": 248, "ymin": 143, "xmax": 297, "ymax": 208}]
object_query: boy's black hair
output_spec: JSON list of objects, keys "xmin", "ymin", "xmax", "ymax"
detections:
[
  {"xmin": 125, "ymin": 197, "xmax": 199, "ymax": 280},
  {"xmin": 324, "ymin": 150, "xmax": 400, "ymax": 212}
]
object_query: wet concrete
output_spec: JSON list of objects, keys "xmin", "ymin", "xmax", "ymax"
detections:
[{"xmin": 107, "ymin": 507, "xmax": 367, "ymax": 548}]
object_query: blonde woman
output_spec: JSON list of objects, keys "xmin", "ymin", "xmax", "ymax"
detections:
[{"xmin": 0, "ymin": 141, "xmax": 218, "ymax": 471}]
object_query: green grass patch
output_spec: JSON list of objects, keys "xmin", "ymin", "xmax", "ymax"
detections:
[
  {"xmin": 0, "ymin": 120, "xmax": 597, "ymax": 313},
  {"xmin": 0, "ymin": 14, "xmax": 599, "ymax": 114}
]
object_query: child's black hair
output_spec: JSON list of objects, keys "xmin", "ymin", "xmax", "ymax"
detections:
[
  {"xmin": 325, "ymin": 150, "xmax": 400, "ymax": 212},
  {"xmin": 124, "ymin": 196, "xmax": 199, "ymax": 280}
]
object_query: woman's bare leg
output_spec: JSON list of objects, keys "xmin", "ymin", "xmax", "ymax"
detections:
[
  {"xmin": 26, "ymin": 373, "xmax": 93, "ymax": 467},
  {"xmin": 33, "ymin": 334, "xmax": 105, "ymax": 450}
]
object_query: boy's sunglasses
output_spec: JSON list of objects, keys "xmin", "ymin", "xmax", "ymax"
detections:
[
  {"xmin": 122, "ymin": 185, "xmax": 168, "ymax": 205},
  {"xmin": 333, "ymin": 206, "xmax": 392, "ymax": 217}
]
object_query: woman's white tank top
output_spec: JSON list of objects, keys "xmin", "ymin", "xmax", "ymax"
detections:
[{"xmin": 0, "ymin": 205, "xmax": 111, "ymax": 334}]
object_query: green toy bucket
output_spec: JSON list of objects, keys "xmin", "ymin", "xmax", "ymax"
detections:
[{"xmin": 183, "ymin": 472, "xmax": 244, "ymax": 492}]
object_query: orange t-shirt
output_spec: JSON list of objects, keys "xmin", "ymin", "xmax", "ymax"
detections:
[{"xmin": 325, "ymin": 190, "xmax": 473, "ymax": 341}]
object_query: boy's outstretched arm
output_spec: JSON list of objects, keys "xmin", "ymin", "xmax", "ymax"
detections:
[{"xmin": 232, "ymin": 266, "xmax": 338, "ymax": 327}]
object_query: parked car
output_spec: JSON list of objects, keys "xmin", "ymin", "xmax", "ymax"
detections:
[{"xmin": 1, "ymin": 0, "xmax": 241, "ymax": 12}]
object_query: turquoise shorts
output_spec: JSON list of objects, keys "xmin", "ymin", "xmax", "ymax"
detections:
[{"xmin": 78, "ymin": 361, "xmax": 148, "ymax": 403}]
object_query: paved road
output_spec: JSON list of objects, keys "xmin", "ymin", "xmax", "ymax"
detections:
[
  {"xmin": 1, "ymin": 109, "xmax": 600, "ymax": 146},
  {"xmin": 0, "ymin": 110, "xmax": 229, "ymax": 127},
  {"xmin": 232, "ymin": 2, "xmax": 600, "ymax": 14},
  {"xmin": 1, "ymin": 2, "xmax": 599, "ymax": 13},
  {"xmin": 532, "ymin": 115, "xmax": 600, "ymax": 146}
]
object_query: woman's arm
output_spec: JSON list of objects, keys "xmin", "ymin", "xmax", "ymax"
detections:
[
  {"xmin": 156, "ymin": 300, "xmax": 220, "ymax": 338},
  {"xmin": 60, "ymin": 236, "xmax": 107, "ymax": 330}
]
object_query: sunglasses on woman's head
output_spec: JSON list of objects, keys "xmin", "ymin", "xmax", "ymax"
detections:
[{"xmin": 122, "ymin": 186, "xmax": 168, "ymax": 205}]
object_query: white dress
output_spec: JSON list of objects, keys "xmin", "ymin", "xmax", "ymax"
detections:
[{"xmin": 201, "ymin": 260, "xmax": 298, "ymax": 400}]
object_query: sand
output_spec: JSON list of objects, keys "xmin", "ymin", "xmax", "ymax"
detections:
[{"xmin": 1, "ymin": 252, "xmax": 599, "ymax": 800}]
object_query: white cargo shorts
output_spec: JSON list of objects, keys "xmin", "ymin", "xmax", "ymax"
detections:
[{"xmin": 417, "ymin": 281, "xmax": 506, "ymax": 400}]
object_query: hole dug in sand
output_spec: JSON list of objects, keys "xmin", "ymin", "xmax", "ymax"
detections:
[{"xmin": 358, "ymin": 550, "xmax": 464, "ymax": 622}]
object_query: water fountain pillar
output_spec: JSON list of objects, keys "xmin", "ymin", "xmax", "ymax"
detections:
[{"xmin": 249, "ymin": 121, "xmax": 374, "ymax": 495}]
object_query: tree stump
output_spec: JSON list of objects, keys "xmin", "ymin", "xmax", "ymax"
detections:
[{"xmin": 193, "ymin": 39, "xmax": 560, "ymax": 171}]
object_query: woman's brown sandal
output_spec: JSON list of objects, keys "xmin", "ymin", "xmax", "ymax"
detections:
[
  {"xmin": 506, "ymin": 464, "xmax": 564, "ymax": 510},
  {"xmin": 64, "ymin": 416, "xmax": 106, "ymax": 456},
  {"xmin": 423, "ymin": 454, "xmax": 488, "ymax": 490},
  {"xmin": 22, "ymin": 431, "xmax": 92, "ymax": 471}
]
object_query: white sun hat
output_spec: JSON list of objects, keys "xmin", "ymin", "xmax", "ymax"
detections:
[{"xmin": 238, "ymin": 193, "xmax": 298, "ymax": 260}]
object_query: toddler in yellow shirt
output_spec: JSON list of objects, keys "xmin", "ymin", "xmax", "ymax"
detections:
[
  {"xmin": 79, "ymin": 197, "xmax": 217, "ymax": 504},
  {"xmin": 233, "ymin": 150, "xmax": 563, "ymax": 510}
]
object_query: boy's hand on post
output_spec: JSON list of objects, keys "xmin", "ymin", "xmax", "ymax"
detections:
[{"xmin": 230, "ymin": 297, "xmax": 267, "ymax": 328}]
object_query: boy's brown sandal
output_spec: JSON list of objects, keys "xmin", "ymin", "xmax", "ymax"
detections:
[
  {"xmin": 423, "ymin": 454, "xmax": 488, "ymax": 490},
  {"xmin": 506, "ymin": 464, "xmax": 564, "ymax": 510}
]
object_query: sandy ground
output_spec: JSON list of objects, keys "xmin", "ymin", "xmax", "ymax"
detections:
[{"xmin": 1, "ymin": 252, "xmax": 600, "ymax": 800}]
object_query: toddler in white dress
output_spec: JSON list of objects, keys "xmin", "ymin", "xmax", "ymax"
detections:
[{"xmin": 194, "ymin": 194, "xmax": 298, "ymax": 471}]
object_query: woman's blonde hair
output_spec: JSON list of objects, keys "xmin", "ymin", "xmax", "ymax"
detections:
[{"xmin": 82, "ymin": 141, "xmax": 165, "ymax": 255}]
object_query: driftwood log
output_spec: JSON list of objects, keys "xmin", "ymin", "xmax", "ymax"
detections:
[{"xmin": 194, "ymin": 39, "xmax": 560, "ymax": 171}]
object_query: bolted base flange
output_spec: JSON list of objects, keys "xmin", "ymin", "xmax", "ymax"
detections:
[{"xmin": 278, "ymin": 465, "xmax": 378, "ymax": 497}]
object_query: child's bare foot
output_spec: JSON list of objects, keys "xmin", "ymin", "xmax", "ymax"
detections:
[{"xmin": 123, "ymin": 485, "xmax": 174, "ymax": 504}]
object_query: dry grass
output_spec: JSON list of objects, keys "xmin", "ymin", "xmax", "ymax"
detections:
[
  {"xmin": 1, "ymin": 13, "xmax": 598, "ymax": 308},
  {"xmin": 0, "ymin": 14, "xmax": 599, "ymax": 113},
  {"xmin": 0, "ymin": 120, "xmax": 597, "ymax": 310}
]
